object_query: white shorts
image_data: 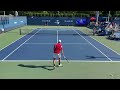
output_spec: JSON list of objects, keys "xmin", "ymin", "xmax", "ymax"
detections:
[{"xmin": 53, "ymin": 53, "xmax": 61, "ymax": 58}]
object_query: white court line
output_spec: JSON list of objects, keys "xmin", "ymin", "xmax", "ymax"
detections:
[
  {"xmin": 57, "ymin": 30, "xmax": 58, "ymax": 43},
  {"xmin": 24, "ymin": 43, "xmax": 89, "ymax": 45},
  {"xmin": 90, "ymin": 34, "xmax": 120, "ymax": 56},
  {"xmin": 77, "ymin": 28, "xmax": 120, "ymax": 56},
  {"xmin": 2, "ymin": 30, "xmax": 40, "ymax": 61},
  {"xmin": 72, "ymin": 29, "xmax": 112, "ymax": 61},
  {"xmin": 25, "ymin": 43, "xmax": 55, "ymax": 44},
  {"xmin": 1, "ymin": 60, "xmax": 120, "ymax": 62},
  {"xmin": 0, "ymin": 28, "xmax": 38, "ymax": 52}
]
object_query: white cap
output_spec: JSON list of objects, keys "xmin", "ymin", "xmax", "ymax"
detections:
[{"xmin": 58, "ymin": 40, "xmax": 61, "ymax": 43}]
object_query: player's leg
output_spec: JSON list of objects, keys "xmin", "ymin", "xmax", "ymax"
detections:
[
  {"xmin": 53, "ymin": 53, "xmax": 56, "ymax": 67},
  {"xmin": 58, "ymin": 53, "xmax": 62, "ymax": 67}
]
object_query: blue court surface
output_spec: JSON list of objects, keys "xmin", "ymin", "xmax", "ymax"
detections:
[{"xmin": 0, "ymin": 28, "xmax": 120, "ymax": 61}]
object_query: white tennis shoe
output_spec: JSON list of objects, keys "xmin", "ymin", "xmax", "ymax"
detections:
[{"xmin": 58, "ymin": 64, "xmax": 63, "ymax": 67}]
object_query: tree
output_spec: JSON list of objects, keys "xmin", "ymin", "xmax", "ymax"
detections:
[{"xmin": 12, "ymin": 11, "xmax": 120, "ymax": 17}]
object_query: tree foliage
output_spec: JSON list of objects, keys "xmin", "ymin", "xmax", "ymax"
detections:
[{"xmin": 1, "ymin": 11, "xmax": 119, "ymax": 17}]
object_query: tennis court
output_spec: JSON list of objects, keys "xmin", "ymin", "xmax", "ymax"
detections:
[
  {"xmin": 0, "ymin": 26, "xmax": 120, "ymax": 61},
  {"xmin": 1, "ymin": 26, "xmax": 120, "ymax": 79}
]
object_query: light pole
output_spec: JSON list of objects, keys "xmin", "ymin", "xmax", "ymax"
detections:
[
  {"xmin": 15, "ymin": 11, "xmax": 18, "ymax": 16},
  {"xmin": 96, "ymin": 11, "xmax": 99, "ymax": 24},
  {"xmin": 3, "ymin": 11, "xmax": 5, "ymax": 16},
  {"xmin": 57, "ymin": 11, "xmax": 60, "ymax": 17},
  {"xmin": 108, "ymin": 11, "xmax": 111, "ymax": 22}
]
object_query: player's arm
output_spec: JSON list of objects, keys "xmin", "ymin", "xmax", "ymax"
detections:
[
  {"xmin": 61, "ymin": 46, "xmax": 67, "ymax": 59},
  {"xmin": 61, "ymin": 45, "xmax": 64, "ymax": 56},
  {"xmin": 61, "ymin": 49, "xmax": 64, "ymax": 56}
]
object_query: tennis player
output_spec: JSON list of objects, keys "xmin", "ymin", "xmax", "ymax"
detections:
[{"xmin": 53, "ymin": 40, "xmax": 64, "ymax": 68}]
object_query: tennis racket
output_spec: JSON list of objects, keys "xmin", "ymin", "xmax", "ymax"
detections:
[{"xmin": 63, "ymin": 55, "xmax": 69, "ymax": 63}]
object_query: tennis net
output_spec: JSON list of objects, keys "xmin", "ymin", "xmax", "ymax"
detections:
[{"xmin": 19, "ymin": 28, "xmax": 80, "ymax": 35}]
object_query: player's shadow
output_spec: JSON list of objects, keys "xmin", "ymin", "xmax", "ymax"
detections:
[{"xmin": 17, "ymin": 64, "xmax": 55, "ymax": 71}]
